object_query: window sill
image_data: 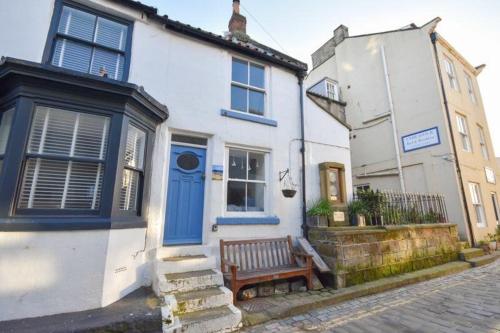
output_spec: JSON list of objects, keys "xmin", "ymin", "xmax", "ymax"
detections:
[
  {"xmin": 216, "ymin": 216, "xmax": 280, "ymax": 225},
  {"xmin": 220, "ymin": 109, "xmax": 277, "ymax": 127},
  {"xmin": 0, "ymin": 217, "xmax": 146, "ymax": 231}
]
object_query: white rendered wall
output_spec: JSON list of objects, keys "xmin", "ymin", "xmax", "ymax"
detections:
[{"xmin": 0, "ymin": 231, "xmax": 109, "ymax": 321}]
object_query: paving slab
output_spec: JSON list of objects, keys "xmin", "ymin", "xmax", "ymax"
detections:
[
  {"xmin": 241, "ymin": 258, "xmax": 500, "ymax": 332},
  {"xmin": 0, "ymin": 288, "xmax": 161, "ymax": 333}
]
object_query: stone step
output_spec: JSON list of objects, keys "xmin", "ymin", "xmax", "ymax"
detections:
[
  {"xmin": 467, "ymin": 252, "xmax": 500, "ymax": 267},
  {"xmin": 173, "ymin": 286, "xmax": 233, "ymax": 315},
  {"xmin": 157, "ymin": 255, "xmax": 217, "ymax": 275},
  {"xmin": 158, "ymin": 245, "xmax": 212, "ymax": 259},
  {"xmin": 159, "ymin": 269, "xmax": 224, "ymax": 294},
  {"xmin": 459, "ymin": 241, "xmax": 470, "ymax": 250},
  {"xmin": 459, "ymin": 248, "xmax": 485, "ymax": 261},
  {"xmin": 167, "ymin": 305, "xmax": 241, "ymax": 333}
]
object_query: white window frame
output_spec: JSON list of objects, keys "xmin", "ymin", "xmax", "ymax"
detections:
[
  {"xmin": 224, "ymin": 146, "xmax": 270, "ymax": 217},
  {"xmin": 456, "ymin": 114, "xmax": 472, "ymax": 152},
  {"xmin": 469, "ymin": 182, "xmax": 487, "ymax": 227},
  {"xmin": 444, "ymin": 56, "xmax": 460, "ymax": 91},
  {"xmin": 477, "ymin": 125, "xmax": 489, "ymax": 160},
  {"xmin": 325, "ymin": 79, "xmax": 340, "ymax": 101},
  {"xmin": 464, "ymin": 72, "xmax": 477, "ymax": 104},
  {"xmin": 230, "ymin": 57, "xmax": 267, "ymax": 117}
]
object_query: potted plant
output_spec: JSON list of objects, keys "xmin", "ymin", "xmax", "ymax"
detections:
[
  {"xmin": 477, "ymin": 239, "xmax": 491, "ymax": 255},
  {"xmin": 487, "ymin": 233, "xmax": 497, "ymax": 252},
  {"xmin": 347, "ymin": 200, "xmax": 367, "ymax": 226},
  {"xmin": 307, "ymin": 199, "xmax": 333, "ymax": 227}
]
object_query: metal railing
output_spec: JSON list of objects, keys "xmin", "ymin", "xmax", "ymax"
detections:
[{"xmin": 352, "ymin": 190, "xmax": 449, "ymax": 226}]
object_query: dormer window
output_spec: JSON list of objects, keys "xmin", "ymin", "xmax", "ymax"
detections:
[
  {"xmin": 309, "ymin": 78, "xmax": 340, "ymax": 102},
  {"xmin": 231, "ymin": 58, "xmax": 265, "ymax": 116},
  {"xmin": 46, "ymin": 2, "xmax": 132, "ymax": 81}
]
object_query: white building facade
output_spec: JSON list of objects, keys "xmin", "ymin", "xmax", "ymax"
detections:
[{"xmin": 0, "ymin": 0, "xmax": 351, "ymax": 324}]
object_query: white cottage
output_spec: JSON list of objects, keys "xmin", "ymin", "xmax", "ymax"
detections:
[{"xmin": 0, "ymin": 0, "xmax": 351, "ymax": 330}]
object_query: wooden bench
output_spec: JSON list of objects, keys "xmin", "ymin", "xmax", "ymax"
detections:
[{"xmin": 220, "ymin": 236, "xmax": 313, "ymax": 302}]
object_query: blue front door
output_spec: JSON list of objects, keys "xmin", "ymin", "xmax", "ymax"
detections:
[{"xmin": 164, "ymin": 145, "xmax": 206, "ymax": 245}]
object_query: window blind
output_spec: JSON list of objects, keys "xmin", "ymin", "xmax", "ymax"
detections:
[
  {"xmin": 0, "ymin": 109, "xmax": 14, "ymax": 174},
  {"xmin": 18, "ymin": 107, "xmax": 109, "ymax": 210},
  {"xmin": 51, "ymin": 5, "xmax": 128, "ymax": 80}
]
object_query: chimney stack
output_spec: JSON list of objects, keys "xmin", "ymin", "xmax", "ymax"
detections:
[{"xmin": 228, "ymin": 0, "xmax": 247, "ymax": 35}]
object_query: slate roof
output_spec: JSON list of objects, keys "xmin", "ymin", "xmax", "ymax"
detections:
[{"xmin": 110, "ymin": 0, "xmax": 308, "ymax": 73}]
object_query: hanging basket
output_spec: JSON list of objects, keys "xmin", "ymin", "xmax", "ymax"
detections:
[
  {"xmin": 282, "ymin": 189, "xmax": 297, "ymax": 198},
  {"xmin": 279, "ymin": 169, "xmax": 298, "ymax": 198}
]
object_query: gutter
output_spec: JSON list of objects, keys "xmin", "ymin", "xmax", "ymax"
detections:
[
  {"xmin": 430, "ymin": 32, "xmax": 475, "ymax": 246},
  {"xmin": 298, "ymin": 72, "xmax": 308, "ymax": 239}
]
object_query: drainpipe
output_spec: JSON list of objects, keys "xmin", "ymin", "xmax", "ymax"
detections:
[
  {"xmin": 298, "ymin": 71, "xmax": 308, "ymax": 239},
  {"xmin": 430, "ymin": 32, "xmax": 475, "ymax": 246},
  {"xmin": 380, "ymin": 45, "xmax": 406, "ymax": 193}
]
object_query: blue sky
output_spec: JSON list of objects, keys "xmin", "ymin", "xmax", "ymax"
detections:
[{"xmin": 144, "ymin": 0, "xmax": 500, "ymax": 154}]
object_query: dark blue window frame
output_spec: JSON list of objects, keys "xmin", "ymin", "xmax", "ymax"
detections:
[{"xmin": 42, "ymin": 0, "xmax": 134, "ymax": 81}]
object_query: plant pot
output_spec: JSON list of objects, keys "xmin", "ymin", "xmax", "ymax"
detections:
[
  {"xmin": 480, "ymin": 244, "xmax": 491, "ymax": 254},
  {"xmin": 307, "ymin": 215, "xmax": 328, "ymax": 227},
  {"xmin": 489, "ymin": 241, "xmax": 497, "ymax": 252},
  {"xmin": 282, "ymin": 189, "xmax": 297, "ymax": 198}
]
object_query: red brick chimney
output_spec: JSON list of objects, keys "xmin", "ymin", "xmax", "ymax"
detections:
[{"xmin": 228, "ymin": 0, "xmax": 247, "ymax": 34}]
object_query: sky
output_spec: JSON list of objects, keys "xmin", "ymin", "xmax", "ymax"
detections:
[{"xmin": 144, "ymin": 0, "xmax": 500, "ymax": 156}]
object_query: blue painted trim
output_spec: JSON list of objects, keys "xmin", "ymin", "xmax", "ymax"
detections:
[
  {"xmin": 216, "ymin": 216, "xmax": 280, "ymax": 225},
  {"xmin": 401, "ymin": 126, "xmax": 441, "ymax": 153},
  {"xmin": 220, "ymin": 109, "xmax": 277, "ymax": 127}
]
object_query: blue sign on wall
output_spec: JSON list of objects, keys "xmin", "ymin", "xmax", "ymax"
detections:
[{"xmin": 401, "ymin": 127, "xmax": 441, "ymax": 152}]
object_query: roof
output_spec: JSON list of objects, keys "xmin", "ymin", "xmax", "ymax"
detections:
[
  {"xmin": 109, "ymin": 0, "xmax": 307, "ymax": 73},
  {"xmin": 0, "ymin": 57, "xmax": 169, "ymax": 122}
]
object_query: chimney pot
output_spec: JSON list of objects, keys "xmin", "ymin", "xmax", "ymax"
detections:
[{"xmin": 229, "ymin": 0, "xmax": 247, "ymax": 35}]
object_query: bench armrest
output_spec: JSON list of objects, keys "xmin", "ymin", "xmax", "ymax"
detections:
[{"xmin": 221, "ymin": 258, "xmax": 239, "ymax": 269}]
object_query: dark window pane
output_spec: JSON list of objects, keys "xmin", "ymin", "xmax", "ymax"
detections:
[
  {"xmin": 0, "ymin": 109, "xmax": 14, "ymax": 155},
  {"xmin": 227, "ymin": 181, "xmax": 246, "ymax": 211},
  {"xmin": 232, "ymin": 58, "xmax": 248, "ymax": 84},
  {"xmin": 231, "ymin": 85, "xmax": 247, "ymax": 112},
  {"xmin": 95, "ymin": 17, "xmax": 128, "ymax": 51},
  {"xmin": 58, "ymin": 6, "xmax": 96, "ymax": 42},
  {"xmin": 248, "ymin": 152, "xmax": 265, "ymax": 181},
  {"xmin": 247, "ymin": 182, "xmax": 264, "ymax": 211},
  {"xmin": 249, "ymin": 90, "xmax": 264, "ymax": 115},
  {"xmin": 250, "ymin": 64, "xmax": 264, "ymax": 88},
  {"xmin": 171, "ymin": 134, "xmax": 207, "ymax": 146},
  {"xmin": 228, "ymin": 149, "xmax": 247, "ymax": 180},
  {"xmin": 52, "ymin": 38, "xmax": 92, "ymax": 73},
  {"xmin": 177, "ymin": 153, "xmax": 199, "ymax": 171}
]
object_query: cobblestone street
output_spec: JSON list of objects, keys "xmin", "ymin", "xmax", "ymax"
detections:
[{"xmin": 241, "ymin": 260, "xmax": 500, "ymax": 333}]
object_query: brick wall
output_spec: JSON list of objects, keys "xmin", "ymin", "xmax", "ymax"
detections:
[{"xmin": 309, "ymin": 224, "xmax": 460, "ymax": 288}]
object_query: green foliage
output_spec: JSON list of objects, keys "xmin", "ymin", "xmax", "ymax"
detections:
[
  {"xmin": 307, "ymin": 199, "xmax": 333, "ymax": 217},
  {"xmin": 347, "ymin": 200, "xmax": 367, "ymax": 218}
]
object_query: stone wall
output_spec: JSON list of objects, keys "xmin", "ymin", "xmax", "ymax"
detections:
[{"xmin": 309, "ymin": 224, "xmax": 460, "ymax": 288}]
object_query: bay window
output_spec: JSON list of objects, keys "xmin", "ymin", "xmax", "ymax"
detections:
[
  {"xmin": 0, "ymin": 58, "xmax": 168, "ymax": 231},
  {"xmin": 46, "ymin": 2, "xmax": 132, "ymax": 81},
  {"xmin": 227, "ymin": 148, "xmax": 267, "ymax": 212},
  {"xmin": 231, "ymin": 58, "xmax": 266, "ymax": 116}
]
